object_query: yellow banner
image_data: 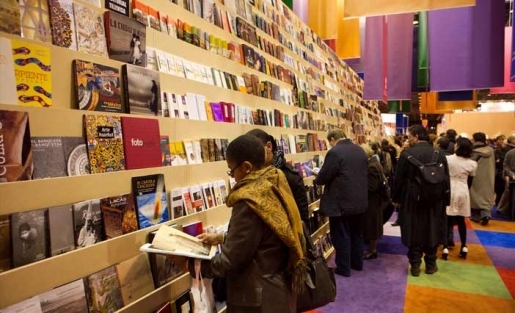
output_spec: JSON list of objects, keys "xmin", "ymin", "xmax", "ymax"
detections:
[
  {"xmin": 336, "ymin": 17, "xmax": 360, "ymax": 59},
  {"xmin": 419, "ymin": 92, "xmax": 476, "ymax": 113},
  {"xmin": 308, "ymin": 0, "xmax": 338, "ymax": 39},
  {"xmin": 344, "ymin": 0, "xmax": 476, "ymax": 19}
]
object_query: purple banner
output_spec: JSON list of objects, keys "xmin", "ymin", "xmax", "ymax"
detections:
[
  {"xmin": 364, "ymin": 16, "xmax": 385, "ymax": 100},
  {"xmin": 386, "ymin": 13, "xmax": 413, "ymax": 100},
  {"xmin": 429, "ymin": 0, "xmax": 504, "ymax": 91},
  {"xmin": 511, "ymin": 9, "xmax": 515, "ymax": 81}
]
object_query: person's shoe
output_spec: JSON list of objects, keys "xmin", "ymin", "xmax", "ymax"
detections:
[
  {"xmin": 480, "ymin": 217, "xmax": 491, "ymax": 226},
  {"xmin": 425, "ymin": 265, "xmax": 439, "ymax": 275},
  {"xmin": 458, "ymin": 246, "xmax": 468, "ymax": 260},
  {"xmin": 411, "ymin": 266, "xmax": 421, "ymax": 277},
  {"xmin": 363, "ymin": 252, "xmax": 378, "ymax": 260},
  {"xmin": 442, "ymin": 248, "xmax": 449, "ymax": 261}
]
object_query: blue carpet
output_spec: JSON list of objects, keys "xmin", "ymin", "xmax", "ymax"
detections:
[{"xmin": 476, "ymin": 230, "xmax": 515, "ymax": 249}]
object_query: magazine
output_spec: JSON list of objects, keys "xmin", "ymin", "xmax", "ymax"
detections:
[{"xmin": 140, "ymin": 224, "xmax": 217, "ymax": 260}]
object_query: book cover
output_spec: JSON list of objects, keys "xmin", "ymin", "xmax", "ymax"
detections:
[
  {"xmin": 132, "ymin": 174, "xmax": 170, "ymax": 229},
  {"xmin": 161, "ymin": 136, "xmax": 172, "ymax": 166},
  {"xmin": 158, "ymin": 11, "xmax": 168, "ymax": 34},
  {"xmin": 72, "ymin": 199, "xmax": 103, "ymax": 248},
  {"xmin": 200, "ymin": 139, "xmax": 209, "ymax": 163},
  {"xmin": 207, "ymin": 139, "xmax": 215, "ymax": 162},
  {"xmin": 201, "ymin": 183, "xmax": 215, "ymax": 209},
  {"xmin": 100, "ymin": 193, "xmax": 138, "ymax": 239},
  {"xmin": 0, "ymin": 296, "xmax": 42, "ymax": 313},
  {"xmin": 147, "ymin": 230, "xmax": 186, "ymax": 289},
  {"xmin": 184, "ymin": 93, "xmax": 199, "ymax": 120},
  {"xmin": 0, "ymin": 0, "xmax": 21, "ymax": 35},
  {"xmin": 147, "ymin": 6, "xmax": 160, "ymax": 31},
  {"xmin": 61, "ymin": 137, "xmax": 88, "ymax": 177},
  {"xmin": 0, "ymin": 110, "xmax": 33, "ymax": 183},
  {"xmin": 172, "ymin": 141, "xmax": 188, "ymax": 165},
  {"xmin": 182, "ymin": 221, "xmax": 203, "ymax": 237},
  {"xmin": 105, "ymin": 11, "xmax": 147, "ymax": 66},
  {"xmin": 115, "ymin": 253, "xmax": 155, "ymax": 305},
  {"xmin": 84, "ymin": 114, "xmax": 125, "ymax": 173},
  {"xmin": 202, "ymin": 0, "xmax": 214, "ymax": 22},
  {"xmin": 47, "ymin": 204, "xmax": 74, "ymax": 256},
  {"xmin": 73, "ymin": 60, "xmax": 122, "ymax": 112},
  {"xmin": 170, "ymin": 188, "xmax": 185, "ymax": 219},
  {"xmin": 132, "ymin": 0, "xmax": 148, "ymax": 26},
  {"xmin": 174, "ymin": 291, "xmax": 192, "ymax": 313},
  {"xmin": 121, "ymin": 116, "xmax": 161, "ymax": 170},
  {"xmin": 11, "ymin": 209, "xmax": 47, "ymax": 267},
  {"xmin": 167, "ymin": 93, "xmax": 181, "ymax": 118},
  {"xmin": 0, "ymin": 215, "xmax": 11, "ymax": 272},
  {"xmin": 183, "ymin": 141, "xmax": 197, "ymax": 164},
  {"xmin": 193, "ymin": 140, "xmax": 203, "ymax": 164},
  {"xmin": 210, "ymin": 102, "xmax": 224, "ymax": 122},
  {"xmin": 212, "ymin": 181, "xmax": 222, "ymax": 206},
  {"xmin": 19, "ymin": 0, "xmax": 51, "ymax": 43},
  {"xmin": 73, "ymin": 3, "xmax": 108, "ymax": 57},
  {"xmin": 84, "ymin": 266, "xmax": 123, "ymax": 313},
  {"xmin": 182, "ymin": 188, "xmax": 194, "ymax": 215},
  {"xmin": 0, "ymin": 38, "xmax": 17, "ymax": 106},
  {"xmin": 189, "ymin": 185, "xmax": 205, "ymax": 213},
  {"xmin": 167, "ymin": 16, "xmax": 177, "ymax": 38},
  {"xmin": 12, "ymin": 39, "xmax": 52, "ymax": 107},
  {"xmin": 123, "ymin": 64, "xmax": 161, "ymax": 116},
  {"xmin": 106, "ymin": 0, "xmax": 129, "ymax": 16},
  {"xmin": 38, "ymin": 279, "xmax": 88, "ymax": 313},
  {"xmin": 48, "ymin": 0, "xmax": 77, "ymax": 50}
]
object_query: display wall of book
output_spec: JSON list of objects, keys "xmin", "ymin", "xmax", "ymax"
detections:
[{"xmin": 0, "ymin": 0, "xmax": 382, "ymax": 311}]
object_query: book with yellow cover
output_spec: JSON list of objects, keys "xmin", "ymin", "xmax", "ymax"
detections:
[{"xmin": 11, "ymin": 39, "xmax": 52, "ymax": 107}]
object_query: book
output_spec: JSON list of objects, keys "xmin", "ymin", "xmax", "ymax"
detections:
[
  {"xmin": 189, "ymin": 185, "xmax": 205, "ymax": 213},
  {"xmin": 11, "ymin": 39, "xmax": 52, "ymax": 107},
  {"xmin": 19, "ymin": 0, "xmax": 51, "ymax": 43},
  {"xmin": 200, "ymin": 139, "xmax": 209, "ymax": 163},
  {"xmin": 132, "ymin": 174, "xmax": 170, "ymax": 229},
  {"xmin": 84, "ymin": 114, "xmax": 125, "ymax": 173},
  {"xmin": 193, "ymin": 140, "xmax": 203, "ymax": 164},
  {"xmin": 217, "ymin": 179, "xmax": 228, "ymax": 203},
  {"xmin": 0, "ymin": 215, "xmax": 11, "ymax": 272},
  {"xmin": 0, "ymin": 0, "xmax": 21, "ymax": 35},
  {"xmin": 182, "ymin": 221, "xmax": 203, "ymax": 237},
  {"xmin": 121, "ymin": 116, "xmax": 162, "ymax": 170},
  {"xmin": 122, "ymin": 64, "xmax": 161, "ymax": 116},
  {"xmin": 201, "ymin": 183, "xmax": 215, "ymax": 209},
  {"xmin": 170, "ymin": 188, "xmax": 185, "ymax": 219},
  {"xmin": 38, "ymin": 279, "xmax": 88, "ymax": 313},
  {"xmin": 100, "ymin": 194, "xmax": 138, "ymax": 239},
  {"xmin": 115, "ymin": 253, "xmax": 155, "ymax": 305},
  {"xmin": 0, "ymin": 296, "xmax": 42, "ymax": 313},
  {"xmin": 212, "ymin": 181, "xmax": 222, "ymax": 206},
  {"xmin": 0, "ymin": 110, "xmax": 33, "ymax": 183},
  {"xmin": 132, "ymin": 0, "xmax": 149, "ymax": 26},
  {"xmin": 147, "ymin": 230, "xmax": 186, "ymax": 289},
  {"xmin": 84, "ymin": 266, "xmax": 123, "ymax": 313},
  {"xmin": 182, "ymin": 188, "xmax": 194, "ymax": 215},
  {"xmin": 172, "ymin": 141, "xmax": 188, "ymax": 165},
  {"xmin": 47, "ymin": 204, "xmax": 75, "ymax": 256},
  {"xmin": 72, "ymin": 199, "xmax": 103, "ymax": 248},
  {"xmin": 140, "ymin": 224, "xmax": 217, "ymax": 259},
  {"xmin": 202, "ymin": 0, "xmax": 215, "ymax": 22},
  {"xmin": 158, "ymin": 11, "xmax": 168, "ymax": 34},
  {"xmin": 49, "ymin": 0, "xmax": 77, "ymax": 50},
  {"xmin": 11, "ymin": 209, "xmax": 47, "ymax": 267},
  {"xmin": 73, "ymin": 60, "xmax": 122, "ymax": 112},
  {"xmin": 174, "ymin": 291, "xmax": 192, "ymax": 313},
  {"xmin": 161, "ymin": 136, "xmax": 172, "ymax": 166},
  {"xmin": 0, "ymin": 37, "xmax": 17, "ymax": 106},
  {"xmin": 183, "ymin": 141, "xmax": 197, "ymax": 164},
  {"xmin": 166, "ymin": 93, "xmax": 181, "ymax": 118},
  {"xmin": 106, "ymin": 0, "xmax": 129, "ymax": 16},
  {"xmin": 105, "ymin": 11, "xmax": 147, "ymax": 66},
  {"xmin": 147, "ymin": 6, "xmax": 160, "ymax": 31},
  {"xmin": 73, "ymin": 3, "xmax": 108, "ymax": 57}
]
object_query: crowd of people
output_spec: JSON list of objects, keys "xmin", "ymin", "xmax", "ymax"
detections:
[{"xmin": 188, "ymin": 126, "xmax": 514, "ymax": 312}]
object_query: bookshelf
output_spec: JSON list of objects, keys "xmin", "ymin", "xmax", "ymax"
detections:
[{"xmin": 0, "ymin": 0, "xmax": 382, "ymax": 311}]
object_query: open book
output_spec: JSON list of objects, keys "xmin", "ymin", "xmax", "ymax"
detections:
[
  {"xmin": 304, "ymin": 165, "xmax": 320, "ymax": 175},
  {"xmin": 140, "ymin": 224, "xmax": 218, "ymax": 260}
]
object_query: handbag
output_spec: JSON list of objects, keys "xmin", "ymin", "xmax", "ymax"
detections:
[
  {"xmin": 191, "ymin": 259, "xmax": 216, "ymax": 313},
  {"xmin": 296, "ymin": 223, "xmax": 336, "ymax": 312}
]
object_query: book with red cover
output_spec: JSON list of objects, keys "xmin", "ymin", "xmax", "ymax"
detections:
[
  {"xmin": 182, "ymin": 221, "xmax": 203, "ymax": 237},
  {"xmin": 121, "ymin": 117, "xmax": 161, "ymax": 169},
  {"xmin": 221, "ymin": 102, "xmax": 230, "ymax": 123}
]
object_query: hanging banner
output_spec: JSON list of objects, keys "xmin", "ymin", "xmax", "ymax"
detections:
[
  {"xmin": 382, "ymin": 16, "xmax": 388, "ymax": 103},
  {"xmin": 388, "ymin": 101, "xmax": 410, "ymax": 113},
  {"xmin": 307, "ymin": 0, "xmax": 338, "ymax": 39},
  {"xmin": 363, "ymin": 16, "xmax": 386, "ymax": 100},
  {"xmin": 492, "ymin": 27, "xmax": 515, "ymax": 93},
  {"xmin": 343, "ymin": 0, "xmax": 475, "ymax": 19},
  {"xmin": 418, "ymin": 12, "xmax": 429, "ymax": 89},
  {"xmin": 336, "ymin": 18, "xmax": 361, "ymax": 59},
  {"xmin": 429, "ymin": 0, "xmax": 503, "ymax": 91},
  {"xmin": 292, "ymin": 0, "xmax": 308, "ymax": 24},
  {"xmin": 511, "ymin": 9, "xmax": 515, "ymax": 81},
  {"xmin": 387, "ymin": 13, "xmax": 414, "ymax": 100}
]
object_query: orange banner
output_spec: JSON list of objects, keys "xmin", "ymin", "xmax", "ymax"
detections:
[
  {"xmin": 419, "ymin": 92, "xmax": 477, "ymax": 113},
  {"xmin": 308, "ymin": 0, "xmax": 338, "ymax": 39},
  {"xmin": 344, "ymin": 0, "xmax": 476, "ymax": 19}
]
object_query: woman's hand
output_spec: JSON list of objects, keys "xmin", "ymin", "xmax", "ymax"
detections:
[{"xmin": 197, "ymin": 232, "xmax": 224, "ymax": 246}]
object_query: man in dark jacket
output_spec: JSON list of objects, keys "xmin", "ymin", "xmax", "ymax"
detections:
[
  {"xmin": 497, "ymin": 135, "xmax": 515, "ymax": 216},
  {"xmin": 393, "ymin": 125, "xmax": 450, "ymax": 277},
  {"xmin": 314, "ymin": 130, "xmax": 368, "ymax": 277}
]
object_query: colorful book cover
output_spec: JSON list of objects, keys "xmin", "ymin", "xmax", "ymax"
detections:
[
  {"xmin": 19, "ymin": 0, "xmax": 51, "ymax": 43},
  {"xmin": 72, "ymin": 199, "xmax": 103, "ymax": 248},
  {"xmin": 84, "ymin": 266, "xmax": 124, "ymax": 313},
  {"xmin": 0, "ymin": 110, "xmax": 33, "ymax": 183},
  {"xmin": 49, "ymin": 0, "xmax": 77, "ymax": 50},
  {"xmin": 105, "ymin": 10, "xmax": 146, "ymax": 66},
  {"xmin": 132, "ymin": 0, "xmax": 148, "ymax": 26},
  {"xmin": 0, "ymin": 0, "xmax": 21, "ymax": 35},
  {"xmin": 39, "ymin": 279, "xmax": 88, "ymax": 313},
  {"xmin": 212, "ymin": 181, "xmax": 222, "ymax": 206},
  {"xmin": 0, "ymin": 38, "xmax": 17, "ymax": 106},
  {"xmin": 158, "ymin": 11, "xmax": 168, "ymax": 34},
  {"xmin": 11, "ymin": 39, "xmax": 52, "ymax": 107},
  {"xmin": 11, "ymin": 209, "xmax": 47, "ymax": 268},
  {"xmin": 73, "ymin": 3, "xmax": 108, "ymax": 57},
  {"xmin": 182, "ymin": 188, "xmax": 194, "ymax": 215},
  {"xmin": 172, "ymin": 141, "xmax": 188, "ymax": 165},
  {"xmin": 0, "ymin": 215, "xmax": 11, "ymax": 272},
  {"xmin": 147, "ymin": 6, "xmax": 160, "ymax": 31},
  {"xmin": 123, "ymin": 64, "xmax": 161, "ymax": 116},
  {"xmin": 170, "ymin": 188, "xmax": 185, "ymax": 219},
  {"xmin": 73, "ymin": 60, "xmax": 122, "ymax": 112},
  {"xmin": 100, "ymin": 193, "xmax": 138, "ymax": 239},
  {"xmin": 121, "ymin": 116, "xmax": 161, "ymax": 170},
  {"xmin": 115, "ymin": 253, "xmax": 155, "ymax": 305},
  {"xmin": 132, "ymin": 174, "xmax": 170, "ymax": 229},
  {"xmin": 189, "ymin": 185, "xmax": 205, "ymax": 212},
  {"xmin": 84, "ymin": 114, "xmax": 125, "ymax": 173},
  {"xmin": 161, "ymin": 136, "xmax": 172, "ymax": 166},
  {"xmin": 182, "ymin": 221, "xmax": 203, "ymax": 237},
  {"xmin": 47, "ymin": 204, "xmax": 75, "ymax": 256},
  {"xmin": 201, "ymin": 183, "xmax": 215, "ymax": 209}
]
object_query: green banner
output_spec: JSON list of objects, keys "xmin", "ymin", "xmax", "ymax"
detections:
[
  {"xmin": 388, "ymin": 100, "xmax": 411, "ymax": 113},
  {"xmin": 418, "ymin": 11, "xmax": 429, "ymax": 88},
  {"xmin": 282, "ymin": 0, "xmax": 293, "ymax": 10}
]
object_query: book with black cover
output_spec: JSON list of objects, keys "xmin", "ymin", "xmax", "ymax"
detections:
[
  {"xmin": 72, "ymin": 199, "xmax": 104, "ymax": 248},
  {"xmin": 123, "ymin": 64, "xmax": 162, "ymax": 116},
  {"xmin": 174, "ymin": 290, "xmax": 193, "ymax": 313},
  {"xmin": 48, "ymin": 204, "xmax": 75, "ymax": 256},
  {"xmin": 32, "ymin": 136, "xmax": 88, "ymax": 179},
  {"xmin": 0, "ymin": 215, "xmax": 11, "ymax": 272},
  {"xmin": 105, "ymin": 10, "xmax": 146, "ymax": 66},
  {"xmin": 11, "ymin": 209, "xmax": 47, "ymax": 268},
  {"xmin": 147, "ymin": 231, "xmax": 186, "ymax": 288},
  {"xmin": 132, "ymin": 174, "xmax": 170, "ymax": 229}
]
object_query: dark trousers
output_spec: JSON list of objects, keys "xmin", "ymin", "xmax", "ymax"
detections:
[
  {"xmin": 408, "ymin": 245, "xmax": 437, "ymax": 269},
  {"xmin": 444, "ymin": 215, "xmax": 467, "ymax": 247},
  {"xmin": 329, "ymin": 213, "xmax": 365, "ymax": 276}
]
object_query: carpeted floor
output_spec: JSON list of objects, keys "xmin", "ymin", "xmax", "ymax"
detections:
[{"xmin": 308, "ymin": 207, "xmax": 515, "ymax": 313}]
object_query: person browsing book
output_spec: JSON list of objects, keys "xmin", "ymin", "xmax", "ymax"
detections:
[{"xmin": 195, "ymin": 134, "xmax": 307, "ymax": 313}]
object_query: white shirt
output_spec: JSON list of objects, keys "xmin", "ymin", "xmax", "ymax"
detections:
[{"xmin": 446, "ymin": 154, "xmax": 478, "ymax": 216}]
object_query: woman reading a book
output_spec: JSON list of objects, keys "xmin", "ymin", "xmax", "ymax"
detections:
[{"xmin": 195, "ymin": 134, "xmax": 307, "ymax": 312}]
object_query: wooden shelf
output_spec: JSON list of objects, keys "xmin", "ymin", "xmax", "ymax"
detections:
[
  {"xmin": 308, "ymin": 199, "xmax": 320, "ymax": 210},
  {"xmin": 324, "ymin": 247, "xmax": 335, "ymax": 260},
  {"xmin": 311, "ymin": 221, "xmax": 329, "ymax": 241}
]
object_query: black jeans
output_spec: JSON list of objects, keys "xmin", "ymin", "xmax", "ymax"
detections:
[
  {"xmin": 329, "ymin": 213, "xmax": 365, "ymax": 276},
  {"xmin": 408, "ymin": 245, "xmax": 438, "ymax": 269}
]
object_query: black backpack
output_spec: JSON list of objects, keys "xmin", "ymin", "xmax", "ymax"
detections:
[{"xmin": 406, "ymin": 150, "xmax": 447, "ymax": 203}]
